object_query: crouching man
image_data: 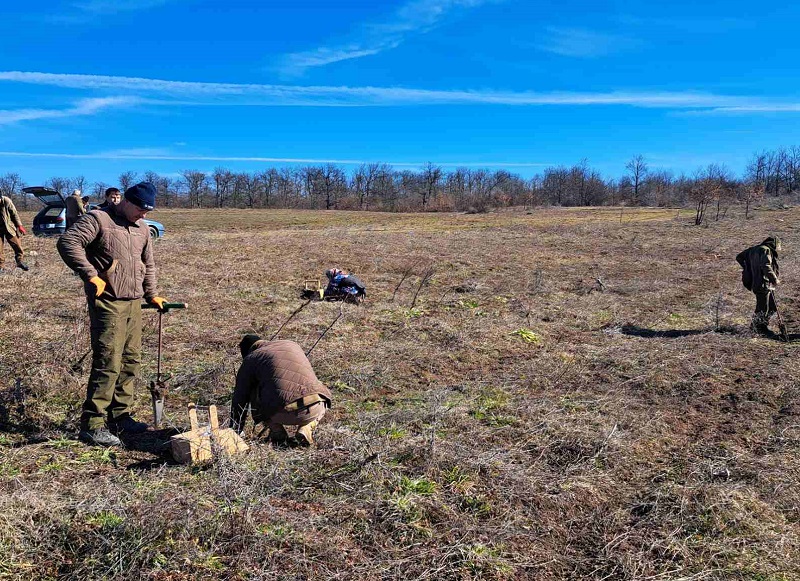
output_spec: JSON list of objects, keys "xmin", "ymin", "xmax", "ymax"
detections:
[{"xmin": 231, "ymin": 335, "xmax": 332, "ymax": 446}]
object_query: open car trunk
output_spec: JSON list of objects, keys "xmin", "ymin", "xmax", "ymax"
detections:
[
  {"xmin": 25, "ymin": 186, "xmax": 67, "ymax": 234},
  {"xmin": 23, "ymin": 186, "xmax": 65, "ymax": 207}
]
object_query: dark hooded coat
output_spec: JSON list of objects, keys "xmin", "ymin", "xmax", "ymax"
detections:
[{"xmin": 736, "ymin": 237, "xmax": 780, "ymax": 293}]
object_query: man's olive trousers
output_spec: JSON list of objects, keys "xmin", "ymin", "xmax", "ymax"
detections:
[
  {"xmin": 754, "ymin": 291, "xmax": 778, "ymax": 330},
  {"xmin": 0, "ymin": 232, "xmax": 24, "ymax": 267},
  {"xmin": 82, "ymin": 297, "xmax": 142, "ymax": 429}
]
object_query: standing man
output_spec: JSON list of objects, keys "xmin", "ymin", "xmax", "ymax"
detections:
[
  {"xmin": 65, "ymin": 188, "xmax": 85, "ymax": 229},
  {"xmin": 98, "ymin": 187, "xmax": 122, "ymax": 210},
  {"xmin": 231, "ymin": 335, "xmax": 332, "ymax": 446},
  {"xmin": 737, "ymin": 236, "xmax": 781, "ymax": 335},
  {"xmin": 0, "ymin": 194, "xmax": 29, "ymax": 271},
  {"xmin": 58, "ymin": 182, "xmax": 168, "ymax": 446}
]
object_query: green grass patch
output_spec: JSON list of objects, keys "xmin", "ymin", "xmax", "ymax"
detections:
[
  {"xmin": 86, "ymin": 510, "xmax": 125, "ymax": 529},
  {"xmin": 510, "ymin": 328, "xmax": 542, "ymax": 344},
  {"xmin": 470, "ymin": 387, "xmax": 516, "ymax": 426},
  {"xmin": 399, "ymin": 475, "xmax": 437, "ymax": 495},
  {"xmin": 377, "ymin": 426, "xmax": 408, "ymax": 440},
  {"xmin": 77, "ymin": 448, "xmax": 117, "ymax": 465}
]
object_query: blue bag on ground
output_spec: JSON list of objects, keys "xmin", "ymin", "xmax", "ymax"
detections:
[{"xmin": 324, "ymin": 268, "xmax": 366, "ymax": 301}]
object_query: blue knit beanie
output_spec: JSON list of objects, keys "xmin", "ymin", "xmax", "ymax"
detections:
[{"xmin": 124, "ymin": 182, "xmax": 157, "ymax": 211}]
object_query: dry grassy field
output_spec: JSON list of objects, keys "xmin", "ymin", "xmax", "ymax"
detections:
[{"xmin": 1, "ymin": 206, "xmax": 800, "ymax": 580}]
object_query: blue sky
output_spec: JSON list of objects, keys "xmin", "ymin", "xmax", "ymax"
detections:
[{"xmin": 0, "ymin": 0, "xmax": 798, "ymax": 186}]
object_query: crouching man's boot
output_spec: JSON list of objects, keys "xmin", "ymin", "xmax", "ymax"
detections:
[
  {"xmin": 268, "ymin": 423, "xmax": 289, "ymax": 444},
  {"xmin": 295, "ymin": 419, "xmax": 319, "ymax": 447}
]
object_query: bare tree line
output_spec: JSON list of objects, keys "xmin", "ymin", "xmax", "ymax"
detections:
[{"xmin": 1, "ymin": 148, "xmax": 797, "ymax": 217}]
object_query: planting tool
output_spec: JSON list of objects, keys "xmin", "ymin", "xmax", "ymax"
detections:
[
  {"xmin": 270, "ymin": 298, "xmax": 312, "ymax": 341},
  {"xmin": 771, "ymin": 290, "xmax": 790, "ymax": 342},
  {"xmin": 142, "ymin": 302, "xmax": 188, "ymax": 427},
  {"xmin": 306, "ymin": 305, "xmax": 343, "ymax": 357}
]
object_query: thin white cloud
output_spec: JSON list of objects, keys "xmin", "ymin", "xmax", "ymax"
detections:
[
  {"xmin": 615, "ymin": 14, "xmax": 750, "ymax": 34},
  {"xmin": 539, "ymin": 26, "xmax": 638, "ymax": 58},
  {"xmin": 0, "ymin": 149, "xmax": 549, "ymax": 168},
  {"xmin": 706, "ymin": 105, "xmax": 800, "ymax": 113},
  {"xmin": 72, "ymin": 0, "xmax": 171, "ymax": 14},
  {"xmin": 0, "ymin": 96, "xmax": 139, "ymax": 126},
  {"xmin": 0, "ymin": 70, "xmax": 788, "ymax": 110},
  {"xmin": 277, "ymin": 0, "xmax": 498, "ymax": 76},
  {"xmin": 48, "ymin": 0, "xmax": 173, "ymax": 23},
  {"xmin": 674, "ymin": 104, "xmax": 800, "ymax": 117},
  {"xmin": 97, "ymin": 147, "xmax": 177, "ymax": 157}
]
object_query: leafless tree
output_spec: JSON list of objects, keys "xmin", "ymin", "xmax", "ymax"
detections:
[
  {"xmin": 445, "ymin": 168, "xmax": 468, "ymax": 211},
  {"xmin": 0, "ymin": 173, "xmax": 25, "ymax": 208},
  {"xmin": 72, "ymin": 176, "xmax": 87, "ymax": 194},
  {"xmin": 420, "ymin": 162, "xmax": 442, "ymax": 210},
  {"xmin": 625, "ymin": 154, "xmax": 648, "ymax": 205},
  {"xmin": 278, "ymin": 167, "xmax": 300, "ymax": 207},
  {"xmin": 742, "ymin": 182, "xmax": 765, "ymax": 219},
  {"xmin": 212, "ymin": 167, "xmax": 235, "ymax": 208},
  {"xmin": 45, "ymin": 177, "xmax": 71, "ymax": 194},
  {"xmin": 353, "ymin": 163, "xmax": 382, "ymax": 210},
  {"xmin": 181, "ymin": 170, "xmax": 207, "ymax": 208},
  {"xmin": 542, "ymin": 166, "xmax": 569, "ymax": 206},
  {"xmin": 91, "ymin": 182, "xmax": 108, "ymax": 200},
  {"xmin": 645, "ymin": 171, "xmax": 674, "ymax": 207},
  {"xmin": 690, "ymin": 165, "xmax": 728, "ymax": 225},
  {"xmin": 118, "ymin": 171, "xmax": 138, "ymax": 191},
  {"xmin": 157, "ymin": 176, "xmax": 175, "ymax": 208}
]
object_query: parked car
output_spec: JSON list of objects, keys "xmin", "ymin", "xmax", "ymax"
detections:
[{"xmin": 25, "ymin": 186, "xmax": 165, "ymax": 239}]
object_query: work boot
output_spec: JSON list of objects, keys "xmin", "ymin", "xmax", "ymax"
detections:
[
  {"xmin": 79, "ymin": 427, "xmax": 122, "ymax": 447},
  {"xmin": 108, "ymin": 415, "xmax": 149, "ymax": 435},
  {"xmin": 268, "ymin": 423, "xmax": 289, "ymax": 444},
  {"xmin": 15, "ymin": 261, "xmax": 29, "ymax": 271},
  {"xmin": 295, "ymin": 420, "xmax": 319, "ymax": 447}
]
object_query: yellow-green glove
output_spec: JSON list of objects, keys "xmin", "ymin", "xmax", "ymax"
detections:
[
  {"xmin": 88, "ymin": 276, "xmax": 106, "ymax": 297},
  {"xmin": 149, "ymin": 296, "xmax": 167, "ymax": 311}
]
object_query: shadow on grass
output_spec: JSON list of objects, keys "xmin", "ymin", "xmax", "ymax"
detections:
[
  {"xmin": 122, "ymin": 428, "xmax": 183, "ymax": 470},
  {"xmin": 621, "ymin": 324, "xmax": 800, "ymax": 342},
  {"xmin": 620, "ymin": 325, "xmax": 709, "ymax": 338},
  {"xmin": 126, "ymin": 456, "xmax": 180, "ymax": 470}
]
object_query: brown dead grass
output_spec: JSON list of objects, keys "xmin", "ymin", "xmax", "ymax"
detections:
[{"xmin": 1, "ymin": 205, "xmax": 799, "ymax": 580}]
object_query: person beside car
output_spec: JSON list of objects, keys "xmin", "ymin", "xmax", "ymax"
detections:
[
  {"xmin": 0, "ymin": 195, "xmax": 29, "ymax": 272},
  {"xmin": 57, "ymin": 182, "xmax": 168, "ymax": 447},
  {"xmin": 65, "ymin": 189, "xmax": 85, "ymax": 230},
  {"xmin": 98, "ymin": 187, "xmax": 122, "ymax": 210}
]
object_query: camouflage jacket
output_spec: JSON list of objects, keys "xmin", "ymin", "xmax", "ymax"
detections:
[{"xmin": 736, "ymin": 237, "xmax": 780, "ymax": 293}]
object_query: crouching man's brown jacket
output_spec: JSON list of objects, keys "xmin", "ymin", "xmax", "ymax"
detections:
[{"xmin": 231, "ymin": 340, "xmax": 332, "ymax": 432}]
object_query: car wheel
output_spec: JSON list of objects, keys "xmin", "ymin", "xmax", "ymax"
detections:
[{"xmin": 149, "ymin": 226, "xmax": 159, "ymax": 239}]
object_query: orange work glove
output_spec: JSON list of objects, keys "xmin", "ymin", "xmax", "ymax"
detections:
[
  {"xmin": 88, "ymin": 276, "xmax": 106, "ymax": 297},
  {"xmin": 149, "ymin": 296, "xmax": 167, "ymax": 311},
  {"xmin": 17, "ymin": 225, "xmax": 26, "ymax": 235}
]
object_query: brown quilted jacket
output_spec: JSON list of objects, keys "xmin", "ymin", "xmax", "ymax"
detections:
[
  {"xmin": 56, "ymin": 205, "xmax": 157, "ymax": 300},
  {"xmin": 231, "ymin": 340, "xmax": 332, "ymax": 430}
]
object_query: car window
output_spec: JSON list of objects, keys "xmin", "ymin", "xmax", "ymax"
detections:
[{"xmin": 45, "ymin": 207, "xmax": 63, "ymax": 217}]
